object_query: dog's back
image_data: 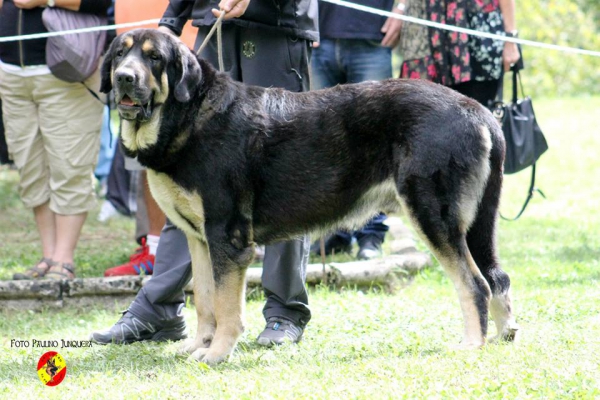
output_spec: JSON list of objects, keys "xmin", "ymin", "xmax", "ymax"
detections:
[{"xmin": 249, "ymin": 79, "xmax": 503, "ymax": 245}]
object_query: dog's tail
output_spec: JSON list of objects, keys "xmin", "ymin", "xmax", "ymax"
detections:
[{"xmin": 466, "ymin": 118, "xmax": 508, "ymax": 296}]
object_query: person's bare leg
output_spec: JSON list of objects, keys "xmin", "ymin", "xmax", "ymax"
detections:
[
  {"xmin": 14, "ymin": 201, "xmax": 57, "ymax": 278},
  {"xmin": 142, "ymin": 170, "xmax": 165, "ymax": 257},
  {"xmin": 52, "ymin": 212, "xmax": 87, "ymax": 264},
  {"xmin": 143, "ymin": 171, "xmax": 166, "ymax": 236},
  {"xmin": 33, "ymin": 201, "xmax": 56, "ymax": 262}
]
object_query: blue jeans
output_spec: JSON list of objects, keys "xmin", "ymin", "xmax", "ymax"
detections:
[
  {"xmin": 311, "ymin": 39, "xmax": 391, "ymax": 244},
  {"xmin": 311, "ymin": 39, "xmax": 392, "ymax": 88},
  {"xmin": 94, "ymin": 105, "xmax": 117, "ymax": 181}
]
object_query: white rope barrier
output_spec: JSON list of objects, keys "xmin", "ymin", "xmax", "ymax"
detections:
[
  {"xmin": 1, "ymin": 0, "xmax": 599, "ymax": 58},
  {"xmin": 322, "ymin": 0, "xmax": 600, "ymax": 58},
  {"xmin": 0, "ymin": 18, "xmax": 160, "ymax": 43}
]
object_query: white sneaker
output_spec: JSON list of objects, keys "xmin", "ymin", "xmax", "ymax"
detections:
[{"xmin": 97, "ymin": 200, "xmax": 119, "ymax": 222}]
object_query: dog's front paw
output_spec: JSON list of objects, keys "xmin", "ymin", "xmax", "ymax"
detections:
[
  {"xmin": 190, "ymin": 348, "xmax": 231, "ymax": 365},
  {"xmin": 178, "ymin": 338, "xmax": 197, "ymax": 355},
  {"xmin": 178, "ymin": 331, "xmax": 214, "ymax": 355},
  {"xmin": 178, "ymin": 338, "xmax": 205, "ymax": 355}
]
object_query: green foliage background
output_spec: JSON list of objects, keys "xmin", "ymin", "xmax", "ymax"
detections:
[{"xmin": 518, "ymin": 0, "xmax": 600, "ymax": 97}]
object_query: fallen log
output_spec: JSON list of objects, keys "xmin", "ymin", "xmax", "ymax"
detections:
[{"xmin": 182, "ymin": 251, "xmax": 431, "ymax": 293}]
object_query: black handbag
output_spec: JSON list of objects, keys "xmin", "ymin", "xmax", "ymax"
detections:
[{"xmin": 492, "ymin": 67, "xmax": 548, "ymax": 220}]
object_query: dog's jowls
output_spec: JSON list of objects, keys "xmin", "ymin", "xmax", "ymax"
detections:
[{"xmin": 101, "ymin": 29, "xmax": 519, "ymax": 364}]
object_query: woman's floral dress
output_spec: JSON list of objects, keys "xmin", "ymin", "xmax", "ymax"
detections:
[{"xmin": 400, "ymin": 0, "xmax": 505, "ymax": 85}]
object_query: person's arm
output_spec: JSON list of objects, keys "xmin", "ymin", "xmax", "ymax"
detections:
[
  {"xmin": 159, "ymin": 0, "xmax": 195, "ymax": 36},
  {"xmin": 0, "ymin": 0, "xmax": 4, "ymax": 10},
  {"xmin": 78, "ymin": 0, "xmax": 111, "ymax": 14},
  {"xmin": 13, "ymin": 0, "xmax": 79, "ymax": 11},
  {"xmin": 212, "ymin": 0, "xmax": 250, "ymax": 19},
  {"xmin": 498, "ymin": 0, "xmax": 520, "ymax": 71},
  {"xmin": 381, "ymin": 2, "xmax": 405, "ymax": 48},
  {"xmin": 159, "ymin": 0, "xmax": 250, "ymax": 36},
  {"xmin": 13, "ymin": 0, "xmax": 110, "ymax": 13}
]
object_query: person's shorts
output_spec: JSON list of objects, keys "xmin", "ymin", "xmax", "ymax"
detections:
[{"xmin": 0, "ymin": 68, "xmax": 104, "ymax": 214}]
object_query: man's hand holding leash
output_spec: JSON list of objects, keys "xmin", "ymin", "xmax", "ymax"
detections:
[{"xmin": 212, "ymin": 0, "xmax": 250, "ymax": 19}]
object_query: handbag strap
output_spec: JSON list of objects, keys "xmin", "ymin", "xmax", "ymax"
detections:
[
  {"xmin": 511, "ymin": 68, "xmax": 526, "ymax": 103},
  {"xmin": 82, "ymin": 81, "xmax": 114, "ymax": 148},
  {"xmin": 500, "ymin": 163, "xmax": 546, "ymax": 221},
  {"xmin": 511, "ymin": 69, "xmax": 518, "ymax": 103}
]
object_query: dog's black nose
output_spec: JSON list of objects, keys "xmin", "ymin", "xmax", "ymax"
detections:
[{"xmin": 115, "ymin": 70, "xmax": 136, "ymax": 84}]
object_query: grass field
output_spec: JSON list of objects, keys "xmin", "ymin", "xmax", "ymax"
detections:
[{"xmin": 1, "ymin": 97, "xmax": 599, "ymax": 399}]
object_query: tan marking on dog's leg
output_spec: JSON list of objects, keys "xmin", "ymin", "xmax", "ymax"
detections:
[
  {"xmin": 489, "ymin": 289, "xmax": 520, "ymax": 343},
  {"xmin": 458, "ymin": 125, "xmax": 492, "ymax": 233},
  {"xmin": 458, "ymin": 251, "xmax": 491, "ymax": 349},
  {"xmin": 191, "ymin": 269, "xmax": 246, "ymax": 365},
  {"xmin": 431, "ymin": 252, "xmax": 489, "ymax": 349},
  {"xmin": 399, "ymin": 199, "xmax": 490, "ymax": 349},
  {"xmin": 179, "ymin": 237, "xmax": 216, "ymax": 354}
]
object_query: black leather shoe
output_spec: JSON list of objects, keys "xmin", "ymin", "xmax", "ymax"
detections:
[
  {"xmin": 310, "ymin": 235, "xmax": 352, "ymax": 256},
  {"xmin": 90, "ymin": 311, "xmax": 187, "ymax": 345},
  {"xmin": 357, "ymin": 235, "xmax": 383, "ymax": 260}
]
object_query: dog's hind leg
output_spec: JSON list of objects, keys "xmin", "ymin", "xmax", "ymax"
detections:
[
  {"xmin": 400, "ymin": 175, "xmax": 492, "ymax": 349},
  {"xmin": 179, "ymin": 236, "xmax": 216, "ymax": 355},
  {"xmin": 430, "ymin": 238, "xmax": 492, "ymax": 349},
  {"xmin": 467, "ymin": 135, "xmax": 519, "ymax": 343}
]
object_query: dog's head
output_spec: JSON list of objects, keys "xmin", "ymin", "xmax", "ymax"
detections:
[{"xmin": 101, "ymin": 29, "xmax": 201, "ymax": 122}]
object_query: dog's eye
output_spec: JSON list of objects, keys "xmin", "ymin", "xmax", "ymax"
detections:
[
  {"xmin": 116, "ymin": 50, "xmax": 124, "ymax": 57},
  {"xmin": 150, "ymin": 53, "xmax": 161, "ymax": 61}
]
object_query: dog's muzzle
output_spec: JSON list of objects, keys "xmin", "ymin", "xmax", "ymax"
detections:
[{"xmin": 114, "ymin": 70, "xmax": 154, "ymax": 121}]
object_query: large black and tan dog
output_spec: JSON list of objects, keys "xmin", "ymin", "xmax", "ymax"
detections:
[{"xmin": 101, "ymin": 29, "xmax": 519, "ymax": 364}]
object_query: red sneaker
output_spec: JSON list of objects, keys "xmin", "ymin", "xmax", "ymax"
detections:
[
  {"xmin": 104, "ymin": 239, "xmax": 155, "ymax": 277},
  {"xmin": 129, "ymin": 238, "xmax": 147, "ymax": 261}
]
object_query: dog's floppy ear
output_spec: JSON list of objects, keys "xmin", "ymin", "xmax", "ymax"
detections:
[
  {"xmin": 173, "ymin": 42, "xmax": 202, "ymax": 103},
  {"xmin": 100, "ymin": 38, "xmax": 117, "ymax": 93}
]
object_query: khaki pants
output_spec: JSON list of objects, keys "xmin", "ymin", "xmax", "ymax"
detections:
[{"xmin": 0, "ymin": 69, "xmax": 104, "ymax": 214}]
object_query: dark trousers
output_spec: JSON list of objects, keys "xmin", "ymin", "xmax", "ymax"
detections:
[
  {"xmin": 0, "ymin": 99, "xmax": 12, "ymax": 165},
  {"xmin": 450, "ymin": 78, "xmax": 501, "ymax": 109},
  {"xmin": 128, "ymin": 25, "xmax": 313, "ymax": 328}
]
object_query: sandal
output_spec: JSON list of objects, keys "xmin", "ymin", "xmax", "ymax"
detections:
[
  {"xmin": 13, "ymin": 257, "xmax": 55, "ymax": 280},
  {"xmin": 45, "ymin": 262, "xmax": 76, "ymax": 281}
]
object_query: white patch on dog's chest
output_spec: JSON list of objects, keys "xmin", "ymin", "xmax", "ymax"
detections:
[
  {"xmin": 121, "ymin": 108, "xmax": 163, "ymax": 152},
  {"xmin": 147, "ymin": 170, "xmax": 206, "ymax": 240}
]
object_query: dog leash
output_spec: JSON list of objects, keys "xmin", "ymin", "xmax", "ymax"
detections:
[{"xmin": 196, "ymin": 10, "xmax": 226, "ymax": 73}]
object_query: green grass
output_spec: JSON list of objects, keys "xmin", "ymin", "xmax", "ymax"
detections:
[
  {"xmin": 0, "ymin": 170, "xmax": 137, "ymax": 279},
  {"xmin": 1, "ymin": 97, "xmax": 599, "ymax": 398}
]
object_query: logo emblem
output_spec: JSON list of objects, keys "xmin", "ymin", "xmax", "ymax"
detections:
[
  {"xmin": 242, "ymin": 41, "xmax": 256, "ymax": 59},
  {"xmin": 37, "ymin": 351, "xmax": 66, "ymax": 386}
]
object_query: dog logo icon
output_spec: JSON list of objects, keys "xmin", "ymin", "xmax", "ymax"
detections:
[{"xmin": 37, "ymin": 351, "xmax": 67, "ymax": 386}]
